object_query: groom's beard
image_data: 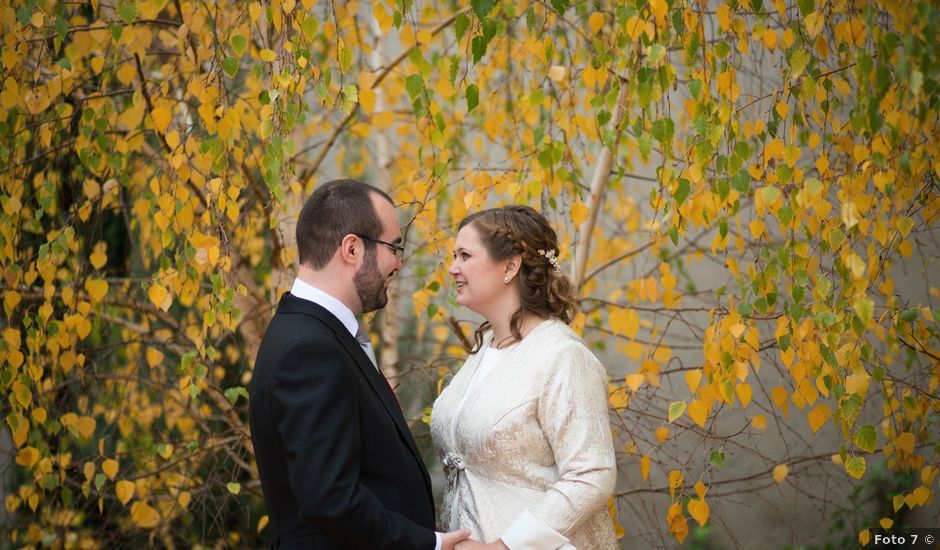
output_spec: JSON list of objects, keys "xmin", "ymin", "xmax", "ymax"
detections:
[{"xmin": 354, "ymin": 247, "xmax": 388, "ymax": 313}]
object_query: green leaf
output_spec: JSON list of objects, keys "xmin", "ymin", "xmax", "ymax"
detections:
[
  {"xmin": 715, "ymin": 41, "xmax": 731, "ymax": 58},
  {"xmin": 221, "ymin": 57, "xmax": 238, "ymax": 77},
  {"xmin": 651, "ymin": 118, "xmax": 675, "ymax": 143},
  {"xmin": 839, "ymin": 394, "xmax": 862, "ymax": 424},
  {"xmin": 470, "ymin": 0, "xmax": 495, "ymax": 19},
  {"xmin": 689, "ymin": 79, "xmax": 703, "ymax": 99},
  {"xmin": 466, "ymin": 84, "xmax": 479, "ymax": 112},
  {"xmin": 899, "ymin": 308, "xmax": 918, "ymax": 322},
  {"xmin": 668, "ymin": 401, "xmax": 687, "ymax": 423},
  {"xmin": 454, "ymin": 13, "xmax": 470, "ymax": 42},
  {"xmin": 405, "ymin": 74, "xmax": 424, "ymax": 100},
  {"xmin": 223, "ymin": 387, "xmax": 249, "ymax": 405},
  {"xmin": 117, "ymin": 1, "xmax": 138, "ymax": 25},
  {"xmin": 674, "ymin": 178, "xmax": 690, "ymax": 207},
  {"xmin": 709, "ymin": 448, "xmax": 726, "ymax": 468},
  {"xmin": 55, "ymin": 17, "xmax": 69, "ymax": 39},
  {"xmin": 471, "ymin": 36, "xmax": 487, "ymax": 64},
  {"xmin": 853, "ymin": 424, "xmax": 877, "ymax": 453},
  {"xmin": 230, "ymin": 34, "xmax": 249, "ymax": 55},
  {"xmin": 481, "ymin": 18, "xmax": 497, "ymax": 43},
  {"xmin": 853, "ymin": 298, "xmax": 873, "ymax": 326},
  {"xmin": 16, "ymin": 7, "xmax": 31, "ymax": 25},
  {"xmin": 300, "ymin": 17, "xmax": 318, "ymax": 41},
  {"xmin": 550, "ymin": 0, "xmax": 569, "ymax": 15}
]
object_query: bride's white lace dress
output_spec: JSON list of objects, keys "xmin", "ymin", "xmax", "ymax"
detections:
[{"xmin": 430, "ymin": 319, "xmax": 618, "ymax": 549}]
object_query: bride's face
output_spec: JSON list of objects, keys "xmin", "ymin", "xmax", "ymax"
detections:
[{"xmin": 448, "ymin": 223, "xmax": 513, "ymax": 315}]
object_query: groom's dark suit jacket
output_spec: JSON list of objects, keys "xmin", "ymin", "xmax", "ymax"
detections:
[{"xmin": 249, "ymin": 293, "xmax": 436, "ymax": 549}]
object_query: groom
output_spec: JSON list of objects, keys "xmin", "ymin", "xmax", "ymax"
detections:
[{"xmin": 249, "ymin": 180, "xmax": 469, "ymax": 549}]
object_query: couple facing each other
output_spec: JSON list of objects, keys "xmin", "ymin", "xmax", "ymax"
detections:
[{"xmin": 249, "ymin": 179, "xmax": 618, "ymax": 549}]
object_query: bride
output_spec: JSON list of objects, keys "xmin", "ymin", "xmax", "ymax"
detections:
[{"xmin": 431, "ymin": 205, "xmax": 618, "ymax": 549}]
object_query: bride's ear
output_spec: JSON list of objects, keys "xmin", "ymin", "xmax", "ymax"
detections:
[{"xmin": 503, "ymin": 255, "xmax": 522, "ymax": 283}]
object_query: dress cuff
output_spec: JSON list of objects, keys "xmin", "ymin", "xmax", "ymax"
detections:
[{"xmin": 500, "ymin": 509, "xmax": 572, "ymax": 550}]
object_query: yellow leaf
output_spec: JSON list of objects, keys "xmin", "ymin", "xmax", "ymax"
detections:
[
  {"xmin": 687, "ymin": 399, "xmax": 709, "ymax": 428},
  {"xmin": 667, "ymin": 502, "xmax": 689, "ymax": 543},
  {"xmin": 90, "ymin": 250, "xmax": 107, "ymax": 270},
  {"xmin": 749, "ymin": 218, "xmax": 765, "ymax": 239},
  {"xmin": 85, "ymin": 279, "xmax": 109, "ymax": 302},
  {"xmin": 804, "ymin": 12, "xmax": 824, "ymax": 39},
  {"xmin": 772, "ymin": 464, "xmax": 789, "ymax": 484},
  {"xmin": 859, "ymin": 529, "xmax": 870, "ymax": 546},
  {"xmin": 15, "ymin": 447, "xmax": 39, "ymax": 468},
  {"xmin": 655, "ymin": 426, "xmax": 670, "ymax": 443},
  {"xmin": 843, "ymin": 252, "xmax": 866, "ymax": 279},
  {"xmin": 116, "ymin": 63, "xmax": 137, "ymax": 85},
  {"xmin": 845, "ymin": 456, "xmax": 866, "ymax": 480},
  {"xmin": 548, "ymin": 66, "xmax": 566, "ymax": 82},
  {"xmin": 102, "ymin": 459, "xmax": 119, "ymax": 480},
  {"xmin": 227, "ymin": 482, "xmax": 241, "ymax": 494},
  {"xmin": 116, "ymin": 480, "xmax": 135, "ymax": 505},
  {"xmin": 588, "ymin": 12, "xmax": 605, "ymax": 33},
  {"xmin": 571, "ymin": 202, "xmax": 590, "ymax": 227},
  {"xmin": 694, "ymin": 480, "xmax": 706, "ymax": 498},
  {"xmin": 775, "ymin": 101, "xmax": 788, "ymax": 118},
  {"xmin": 360, "ymin": 88, "xmax": 376, "ymax": 114},
  {"xmin": 716, "ymin": 4, "xmax": 732, "ymax": 32},
  {"xmin": 913, "ymin": 486, "xmax": 931, "ymax": 506},
  {"xmin": 165, "ymin": 130, "xmax": 180, "ymax": 149},
  {"xmin": 178, "ymin": 491, "xmax": 191, "ymax": 509},
  {"xmin": 257, "ymin": 514, "xmax": 269, "ymax": 533},
  {"xmin": 879, "ymin": 517, "xmax": 893, "ymax": 529},
  {"xmin": 648, "ymin": 0, "xmax": 667, "ymax": 23},
  {"xmin": 897, "ymin": 432, "xmax": 915, "ymax": 455},
  {"xmin": 640, "ymin": 455, "xmax": 651, "ymax": 481},
  {"xmin": 668, "ymin": 470, "xmax": 683, "ymax": 500},
  {"xmin": 610, "ymin": 308, "xmax": 640, "ymax": 339},
  {"xmin": 608, "ymin": 385, "xmax": 628, "ymax": 409},
  {"xmin": 729, "ymin": 323, "xmax": 745, "ymax": 339},
  {"xmin": 148, "ymin": 283, "xmax": 171, "ymax": 311},
  {"xmin": 893, "ymin": 493, "xmax": 905, "ymax": 512},
  {"xmin": 807, "ymin": 403, "xmax": 831, "ymax": 433},
  {"xmin": 91, "ymin": 56, "xmax": 106, "ymax": 74},
  {"xmin": 735, "ymin": 382, "xmax": 753, "ymax": 407},
  {"xmin": 751, "ymin": 414, "xmax": 767, "ymax": 430},
  {"xmin": 685, "ymin": 370, "xmax": 702, "ymax": 394},
  {"xmin": 260, "ymin": 48, "xmax": 276, "ymax": 62},
  {"xmin": 146, "ymin": 347, "xmax": 164, "ymax": 368},
  {"xmin": 77, "ymin": 416, "xmax": 96, "ymax": 439},
  {"xmin": 762, "ymin": 28, "xmax": 778, "ymax": 51},
  {"xmin": 688, "ymin": 498, "xmax": 709, "ymax": 526},
  {"xmin": 151, "ymin": 106, "xmax": 171, "ymax": 133},
  {"xmin": 131, "ymin": 501, "xmax": 160, "ymax": 529}
]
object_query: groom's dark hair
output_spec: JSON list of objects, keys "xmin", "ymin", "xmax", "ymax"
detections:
[{"xmin": 296, "ymin": 179, "xmax": 394, "ymax": 269}]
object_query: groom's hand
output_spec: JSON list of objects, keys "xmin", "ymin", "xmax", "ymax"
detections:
[{"xmin": 440, "ymin": 528, "xmax": 471, "ymax": 550}]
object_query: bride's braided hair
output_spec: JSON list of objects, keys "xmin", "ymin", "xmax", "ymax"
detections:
[{"xmin": 458, "ymin": 205, "xmax": 579, "ymax": 353}]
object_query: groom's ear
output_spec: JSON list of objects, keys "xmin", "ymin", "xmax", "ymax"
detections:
[{"xmin": 338, "ymin": 234, "xmax": 362, "ymax": 267}]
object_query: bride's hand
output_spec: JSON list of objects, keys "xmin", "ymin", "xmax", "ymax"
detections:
[{"xmin": 455, "ymin": 539, "xmax": 509, "ymax": 550}]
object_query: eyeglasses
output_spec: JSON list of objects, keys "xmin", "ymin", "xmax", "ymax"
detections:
[{"xmin": 355, "ymin": 234, "xmax": 405, "ymax": 258}]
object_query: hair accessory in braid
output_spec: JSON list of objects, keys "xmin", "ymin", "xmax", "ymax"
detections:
[{"xmin": 538, "ymin": 249, "xmax": 561, "ymax": 273}]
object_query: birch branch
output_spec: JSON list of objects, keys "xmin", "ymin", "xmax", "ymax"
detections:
[{"xmin": 572, "ymin": 76, "xmax": 630, "ymax": 289}]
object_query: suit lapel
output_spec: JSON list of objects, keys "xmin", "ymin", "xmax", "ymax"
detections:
[{"xmin": 277, "ymin": 294, "xmax": 432, "ymax": 498}]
